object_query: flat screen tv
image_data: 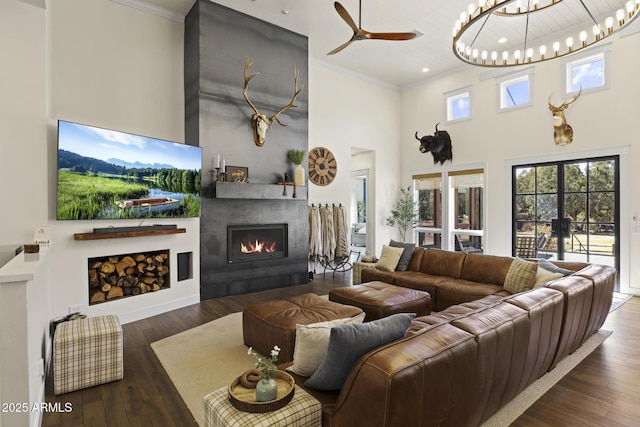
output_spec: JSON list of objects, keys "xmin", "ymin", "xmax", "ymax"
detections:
[{"xmin": 57, "ymin": 120, "xmax": 202, "ymax": 220}]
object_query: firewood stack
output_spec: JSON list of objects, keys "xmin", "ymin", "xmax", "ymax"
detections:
[{"xmin": 89, "ymin": 251, "xmax": 169, "ymax": 304}]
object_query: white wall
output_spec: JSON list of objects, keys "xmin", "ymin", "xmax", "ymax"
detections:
[
  {"xmin": 0, "ymin": 0, "xmax": 201, "ymax": 326},
  {"xmin": 0, "ymin": 0, "xmax": 47, "ymax": 245},
  {"xmin": 46, "ymin": 0, "xmax": 200, "ymax": 322},
  {"xmin": 400, "ymin": 32, "xmax": 640, "ymax": 293},
  {"xmin": 308, "ymin": 62, "xmax": 402, "ymax": 253}
]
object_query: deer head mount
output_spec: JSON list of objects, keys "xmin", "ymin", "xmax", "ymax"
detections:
[
  {"xmin": 243, "ymin": 57, "xmax": 303, "ymax": 147},
  {"xmin": 548, "ymin": 89, "xmax": 581, "ymax": 146},
  {"xmin": 415, "ymin": 123, "xmax": 453, "ymax": 165}
]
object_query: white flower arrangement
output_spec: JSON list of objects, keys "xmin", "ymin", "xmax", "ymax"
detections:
[{"xmin": 247, "ymin": 345, "xmax": 281, "ymax": 380}]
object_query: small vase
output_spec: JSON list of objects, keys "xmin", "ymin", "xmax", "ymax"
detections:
[
  {"xmin": 255, "ymin": 377, "xmax": 277, "ymax": 402},
  {"xmin": 294, "ymin": 164, "xmax": 305, "ymax": 187}
]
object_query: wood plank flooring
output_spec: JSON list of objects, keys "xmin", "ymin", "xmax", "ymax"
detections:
[{"xmin": 42, "ymin": 274, "xmax": 640, "ymax": 426}]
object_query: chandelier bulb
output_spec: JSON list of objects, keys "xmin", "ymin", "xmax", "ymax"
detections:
[
  {"xmin": 605, "ymin": 17, "xmax": 614, "ymax": 33},
  {"xmin": 566, "ymin": 36, "xmax": 574, "ymax": 52},
  {"xmin": 626, "ymin": 1, "xmax": 635, "ymax": 16},
  {"xmin": 616, "ymin": 9, "xmax": 625, "ymax": 25},
  {"xmin": 552, "ymin": 41, "xmax": 560, "ymax": 54}
]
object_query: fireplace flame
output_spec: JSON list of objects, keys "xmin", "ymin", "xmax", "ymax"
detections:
[{"xmin": 240, "ymin": 239, "xmax": 277, "ymax": 254}]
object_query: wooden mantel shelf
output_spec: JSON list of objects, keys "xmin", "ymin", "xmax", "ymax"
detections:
[{"xmin": 74, "ymin": 228, "xmax": 186, "ymax": 241}]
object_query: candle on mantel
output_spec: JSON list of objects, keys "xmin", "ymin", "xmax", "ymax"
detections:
[
  {"xmin": 221, "ymin": 158, "xmax": 226, "ymax": 171},
  {"xmin": 215, "ymin": 154, "xmax": 220, "ymax": 169}
]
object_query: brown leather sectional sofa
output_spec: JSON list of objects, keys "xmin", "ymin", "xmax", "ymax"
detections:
[{"xmin": 289, "ymin": 248, "xmax": 616, "ymax": 427}]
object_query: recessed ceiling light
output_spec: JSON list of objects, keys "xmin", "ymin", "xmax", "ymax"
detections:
[
  {"xmin": 281, "ymin": 9, "xmax": 289, "ymax": 15},
  {"xmin": 421, "ymin": 67, "xmax": 430, "ymax": 73},
  {"xmin": 498, "ymin": 37, "xmax": 507, "ymax": 44}
]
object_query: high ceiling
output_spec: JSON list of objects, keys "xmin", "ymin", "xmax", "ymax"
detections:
[{"xmin": 117, "ymin": 0, "xmax": 639, "ymax": 88}]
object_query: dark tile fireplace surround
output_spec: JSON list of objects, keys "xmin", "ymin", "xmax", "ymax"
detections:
[
  {"xmin": 200, "ymin": 196, "xmax": 309, "ymax": 300},
  {"xmin": 185, "ymin": 1, "xmax": 310, "ymax": 300}
]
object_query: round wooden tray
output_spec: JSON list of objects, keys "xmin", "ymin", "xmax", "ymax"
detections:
[{"xmin": 228, "ymin": 370, "xmax": 295, "ymax": 413}]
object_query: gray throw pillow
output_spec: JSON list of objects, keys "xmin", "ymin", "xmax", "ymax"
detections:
[
  {"xmin": 304, "ymin": 313, "xmax": 416, "ymax": 391},
  {"xmin": 389, "ymin": 239, "xmax": 415, "ymax": 271},
  {"xmin": 538, "ymin": 259, "xmax": 574, "ymax": 276}
]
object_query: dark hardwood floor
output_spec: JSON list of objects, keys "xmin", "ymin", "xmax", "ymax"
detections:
[{"xmin": 42, "ymin": 272, "xmax": 640, "ymax": 427}]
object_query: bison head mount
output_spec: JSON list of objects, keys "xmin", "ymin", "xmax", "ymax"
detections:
[{"xmin": 415, "ymin": 123, "xmax": 453, "ymax": 165}]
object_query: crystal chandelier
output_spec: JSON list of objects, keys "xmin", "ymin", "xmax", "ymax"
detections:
[{"xmin": 453, "ymin": 0, "xmax": 640, "ymax": 67}]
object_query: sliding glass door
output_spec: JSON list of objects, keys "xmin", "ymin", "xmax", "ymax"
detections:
[{"xmin": 513, "ymin": 156, "xmax": 619, "ymax": 284}]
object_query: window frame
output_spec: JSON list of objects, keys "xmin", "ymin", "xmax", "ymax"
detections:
[
  {"xmin": 563, "ymin": 50, "xmax": 609, "ymax": 96},
  {"xmin": 412, "ymin": 165, "xmax": 486, "ymax": 253},
  {"xmin": 497, "ymin": 70, "xmax": 533, "ymax": 112},
  {"xmin": 444, "ymin": 87, "xmax": 472, "ymax": 123}
]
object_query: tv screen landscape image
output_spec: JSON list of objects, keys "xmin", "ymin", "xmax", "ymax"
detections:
[{"xmin": 57, "ymin": 120, "xmax": 202, "ymax": 220}]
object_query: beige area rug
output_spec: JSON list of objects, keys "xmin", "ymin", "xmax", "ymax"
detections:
[
  {"xmin": 151, "ymin": 312, "xmax": 253, "ymax": 427},
  {"xmin": 152, "ymin": 312, "xmax": 611, "ymax": 427}
]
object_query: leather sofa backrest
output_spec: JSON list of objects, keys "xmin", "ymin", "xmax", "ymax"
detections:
[
  {"xmin": 406, "ymin": 247, "xmax": 424, "ymax": 271},
  {"xmin": 544, "ymin": 274, "xmax": 594, "ymax": 368},
  {"xmin": 327, "ymin": 287, "xmax": 566, "ymax": 427},
  {"xmin": 459, "ymin": 252, "xmax": 513, "ymax": 285},
  {"xmin": 503, "ymin": 288, "xmax": 565, "ymax": 391},
  {"xmin": 419, "ymin": 248, "xmax": 465, "ymax": 278},
  {"xmin": 451, "ymin": 302, "xmax": 531, "ymax": 423},
  {"xmin": 329, "ymin": 322, "xmax": 480, "ymax": 427},
  {"xmin": 574, "ymin": 263, "xmax": 616, "ymax": 338}
]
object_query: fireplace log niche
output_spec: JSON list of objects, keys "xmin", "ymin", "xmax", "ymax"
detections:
[{"xmin": 228, "ymin": 224, "xmax": 288, "ymax": 264}]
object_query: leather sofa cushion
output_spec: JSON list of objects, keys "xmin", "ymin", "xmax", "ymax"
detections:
[
  {"xmin": 435, "ymin": 278, "xmax": 507, "ymax": 311},
  {"xmin": 420, "ymin": 248, "xmax": 466, "ymax": 278},
  {"xmin": 459, "ymin": 253, "xmax": 513, "ymax": 285},
  {"xmin": 393, "ymin": 272, "xmax": 446, "ymax": 309},
  {"xmin": 361, "ymin": 268, "xmax": 413, "ymax": 285}
]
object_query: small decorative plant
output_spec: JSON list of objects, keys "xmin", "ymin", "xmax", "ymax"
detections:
[
  {"xmin": 248, "ymin": 345, "xmax": 281, "ymax": 380},
  {"xmin": 287, "ymin": 149, "xmax": 306, "ymax": 165},
  {"xmin": 386, "ymin": 186, "xmax": 417, "ymax": 242}
]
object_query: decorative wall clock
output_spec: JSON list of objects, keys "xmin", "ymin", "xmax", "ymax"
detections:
[{"xmin": 308, "ymin": 146, "xmax": 337, "ymax": 186}]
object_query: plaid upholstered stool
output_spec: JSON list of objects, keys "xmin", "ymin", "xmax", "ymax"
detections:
[
  {"xmin": 53, "ymin": 315, "xmax": 123, "ymax": 395},
  {"xmin": 204, "ymin": 385, "xmax": 321, "ymax": 427}
]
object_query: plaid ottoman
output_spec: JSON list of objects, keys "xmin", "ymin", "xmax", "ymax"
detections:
[
  {"xmin": 204, "ymin": 385, "xmax": 321, "ymax": 427},
  {"xmin": 53, "ymin": 315, "xmax": 123, "ymax": 395}
]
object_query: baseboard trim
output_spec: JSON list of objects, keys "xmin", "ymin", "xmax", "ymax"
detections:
[{"xmin": 117, "ymin": 295, "xmax": 201, "ymax": 325}]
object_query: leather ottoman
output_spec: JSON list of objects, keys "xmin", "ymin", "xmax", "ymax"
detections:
[
  {"xmin": 329, "ymin": 281, "xmax": 432, "ymax": 321},
  {"xmin": 242, "ymin": 293, "xmax": 363, "ymax": 364}
]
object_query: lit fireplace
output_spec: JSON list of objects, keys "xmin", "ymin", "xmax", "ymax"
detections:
[{"xmin": 228, "ymin": 224, "xmax": 288, "ymax": 263}]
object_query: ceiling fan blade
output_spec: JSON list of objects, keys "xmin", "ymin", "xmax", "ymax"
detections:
[
  {"xmin": 365, "ymin": 31, "xmax": 419, "ymax": 41},
  {"xmin": 327, "ymin": 38, "xmax": 356, "ymax": 55},
  {"xmin": 334, "ymin": 2, "xmax": 359, "ymax": 32}
]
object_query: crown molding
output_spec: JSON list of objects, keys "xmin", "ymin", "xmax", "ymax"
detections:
[{"xmin": 110, "ymin": 0, "xmax": 185, "ymax": 23}]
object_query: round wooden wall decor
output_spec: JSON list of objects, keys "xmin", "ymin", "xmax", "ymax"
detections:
[{"xmin": 308, "ymin": 147, "xmax": 337, "ymax": 186}]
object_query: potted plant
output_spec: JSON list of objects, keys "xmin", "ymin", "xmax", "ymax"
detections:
[
  {"xmin": 386, "ymin": 186, "xmax": 417, "ymax": 242},
  {"xmin": 287, "ymin": 149, "xmax": 306, "ymax": 186}
]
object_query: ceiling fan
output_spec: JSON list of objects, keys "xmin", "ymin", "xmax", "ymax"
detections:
[{"xmin": 327, "ymin": 0, "xmax": 420, "ymax": 55}]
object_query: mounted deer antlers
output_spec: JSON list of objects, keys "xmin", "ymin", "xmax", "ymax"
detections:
[
  {"xmin": 243, "ymin": 57, "xmax": 303, "ymax": 147},
  {"xmin": 548, "ymin": 89, "xmax": 581, "ymax": 146}
]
